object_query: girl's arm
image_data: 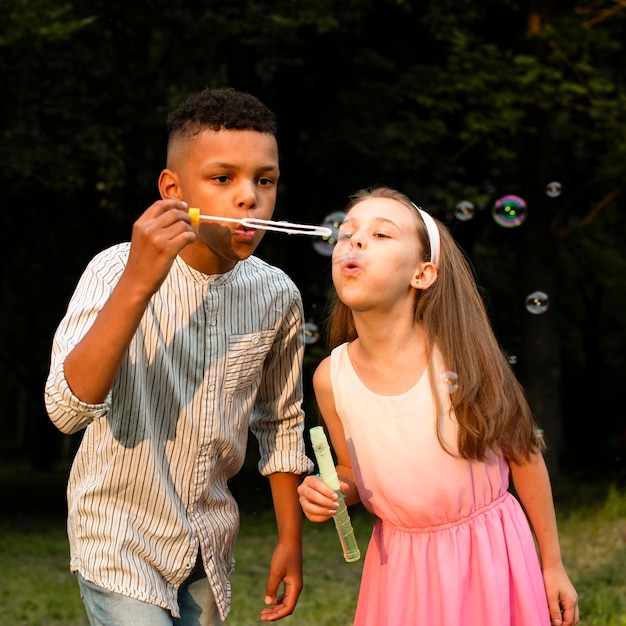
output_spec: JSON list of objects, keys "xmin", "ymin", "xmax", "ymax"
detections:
[
  {"xmin": 297, "ymin": 357, "xmax": 359, "ymax": 521},
  {"xmin": 510, "ymin": 453, "xmax": 579, "ymax": 626}
]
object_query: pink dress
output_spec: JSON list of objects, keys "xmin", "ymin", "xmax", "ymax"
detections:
[{"xmin": 330, "ymin": 343, "xmax": 550, "ymax": 626}]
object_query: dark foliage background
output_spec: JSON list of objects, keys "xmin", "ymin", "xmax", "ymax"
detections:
[{"xmin": 1, "ymin": 0, "xmax": 624, "ymax": 484}]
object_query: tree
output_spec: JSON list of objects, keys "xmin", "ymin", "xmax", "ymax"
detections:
[
  {"xmin": 1, "ymin": 0, "xmax": 624, "ymax": 478},
  {"xmin": 266, "ymin": 0, "xmax": 626, "ymax": 477}
]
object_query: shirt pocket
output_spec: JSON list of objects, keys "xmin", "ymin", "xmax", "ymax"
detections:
[{"xmin": 222, "ymin": 330, "xmax": 275, "ymax": 394}]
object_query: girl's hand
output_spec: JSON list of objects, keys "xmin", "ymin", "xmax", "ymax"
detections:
[
  {"xmin": 542, "ymin": 563, "xmax": 579, "ymax": 626},
  {"xmin": 297, "ymin": 475, "xmax": 343, "ymax": 522}
]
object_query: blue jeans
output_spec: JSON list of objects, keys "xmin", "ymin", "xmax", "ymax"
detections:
[{"xmin": 77, "ymin": 556, "xmax": 222, "ymax": 626}]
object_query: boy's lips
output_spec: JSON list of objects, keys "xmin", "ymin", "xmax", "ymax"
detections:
[{"xmin": 233, "ymin": 227, "xmax": 256, "ymax": 243}]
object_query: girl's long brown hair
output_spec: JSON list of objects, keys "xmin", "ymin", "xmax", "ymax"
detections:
[{"xmin": 326, "ymin": 187, "xmax": 545, "ymax": 463}]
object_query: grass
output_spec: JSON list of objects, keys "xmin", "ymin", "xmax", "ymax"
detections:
[
  {"xmin": 0, "ymin": 521, "xmax": 87, "ymax": 626},
  {"xmin": 0, "ymin": 465, "xmax": 624, "ymax": 625},
  {"xmin": 556, "ymin": 484, "xmax": 626, "ymax": 626}
]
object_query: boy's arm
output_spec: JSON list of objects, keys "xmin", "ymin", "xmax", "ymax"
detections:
[
  {"xmin": 510, "ymin": 453, "xmax": 579, "ymax": 626},
  {"xmin": 260, "ymin": 472, "xmax": 305, "ymax": 622},
  {"xmin": 63, "ymin": 200, "xmax": 193, "ymax": 403}
]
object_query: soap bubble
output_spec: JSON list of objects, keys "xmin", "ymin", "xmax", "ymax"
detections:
[
  {"xmin": 303, "ymin": 321, "xmax": 320, "ymax": 345},
  {"xmin": 440, "ymin": 371, "xmax": 459, "ymax": 393},
  {"xmin": 546, "ymin": 181, "xmax": 562, "ymax": 198},
  {"xmin": 492, "ymin": 195, "xmax": 527, "ymax": 228},
  {"xmin": 313, "ymin": 211, "xmax": 346, "ymax": 257},
  {"xmin": 507, "ymin": 355, "xmax": 518, "ymax": 365},
  {"xmin": 525, "ymin": 291, "xmax": 549, "ymax": 315},
  {"xmin": 454, "ymin": 201, "xmax": 476, "ymax": 222}
]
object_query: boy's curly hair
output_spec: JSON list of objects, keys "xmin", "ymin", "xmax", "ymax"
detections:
[{"xmin": 167, "ymin": 87, "xmax": 277, "ymax": 142}]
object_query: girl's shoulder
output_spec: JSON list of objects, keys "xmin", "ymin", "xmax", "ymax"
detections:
[
  {"xmin": 313, "ymin": 354, "xmax": 332, "ymax": 385},
  {"xmin": 314, "ymin": 342, "xmax": 353, "ymax": 393},
  {"xmin": 313, "ymin": 344, "xmax": 347, "ymax": 393}
]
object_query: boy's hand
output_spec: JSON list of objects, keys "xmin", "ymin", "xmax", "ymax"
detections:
[
  {"xmin": 259, "ymin": 541, "xmax": 303, "ymax": 621},
  {"xmin": 125, "ymin": 199, "xmax": 195, "ymax": 298}
]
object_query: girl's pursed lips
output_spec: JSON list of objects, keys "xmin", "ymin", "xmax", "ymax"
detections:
[{"xmin": 332, "ymin": 252, "xmax": 364, "ymax": 269}]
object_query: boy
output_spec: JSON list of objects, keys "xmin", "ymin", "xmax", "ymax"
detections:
[{"xmin": 44, "ymin": 87, "xmax": 313, "ymax": 625}]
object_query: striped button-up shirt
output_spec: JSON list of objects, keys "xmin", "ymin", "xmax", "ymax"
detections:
[{"xmin": 44, "ymin": 243, "xmax": 313, "ymax": 620}]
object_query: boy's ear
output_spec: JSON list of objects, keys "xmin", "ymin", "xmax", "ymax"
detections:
[
  {"xmin": 410, "ymin": 262, "xmax": 438, "ymax": 290},
  {"xmin": 158, "ymin": 169, "xmax": 182, "ymax": 200}
]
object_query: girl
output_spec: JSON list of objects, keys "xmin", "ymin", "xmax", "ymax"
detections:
[{"xmin": 298, "ymin": 187, "xmax": 579, "ymax": 626}]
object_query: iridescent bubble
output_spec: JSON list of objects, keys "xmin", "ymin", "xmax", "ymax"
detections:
[
  {"xmin": 440, "ymin": 371, "xmax": 459, "ymax": 393},
  {"xmin": 525, "ymin": 291, "xmax": 549, "ymax": 315},
  {"xmin": 507, "ymin": 355, "xmax": 518, "ymax": 365},
  {"xmin": 303, "ymin": 321, "xmax": 320, "ymax": 345},
  {"xmin": 492, "ymin": 195, "xmax": 527, "ymax": 228},
  {"xmin": 454, "ymin": 201, "xmax": 476, "ymax": 222},
  {"xmin": 312, "ymin": 211, "xmax": 346, "ymax": 257},
  {"xmin": 546, "ymin": 181, "xmax": 562, "ymax": 198}
]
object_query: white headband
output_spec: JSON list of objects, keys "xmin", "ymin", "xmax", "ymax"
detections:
[{"xmin": 411, "ymin": 203, "xmax": 441, "ymax": 267}]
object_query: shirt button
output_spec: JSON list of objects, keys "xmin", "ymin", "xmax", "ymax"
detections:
[
  {"xmin": 252, "ymin": 335, "xmax": 259, "ymax": 344},
  {"xmin": 209, "ymin": 384, "xmax": 215, "ymax": 391},
  {"xmin": 210, "ymin": 320, "xmax": 217, "ymax": 326}
]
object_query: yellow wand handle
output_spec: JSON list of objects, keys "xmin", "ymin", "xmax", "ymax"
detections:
[{"xmin": 188, "ymin": 208, "xmax": 200, "ymax": 225}]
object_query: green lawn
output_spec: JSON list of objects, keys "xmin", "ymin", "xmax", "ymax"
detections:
[{"xmin": 0, "ymin": 465, "xmax": 624, "ymax": 625}]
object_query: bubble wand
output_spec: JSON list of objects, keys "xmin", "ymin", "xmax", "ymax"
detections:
[
  {"xmin": 309, "ymin": 426, "xmax": 360, "ymax": 562},
  {"xmin": 188, "ymin": 208, "xmax": 332, "ymax": 238}
]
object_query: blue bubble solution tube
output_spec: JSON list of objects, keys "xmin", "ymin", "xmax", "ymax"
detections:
[{"xmin": 309, "ymin": 426, "xmax": 361, "ymax": 562}]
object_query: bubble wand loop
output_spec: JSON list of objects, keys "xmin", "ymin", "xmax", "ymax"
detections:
[
  {"xmin": 188, "ymin": 209, "xmax": 332, "ymax": 238},
  {"xmin": 309, "ymin": 426, "xmax": 361, "ymax": 563}
]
